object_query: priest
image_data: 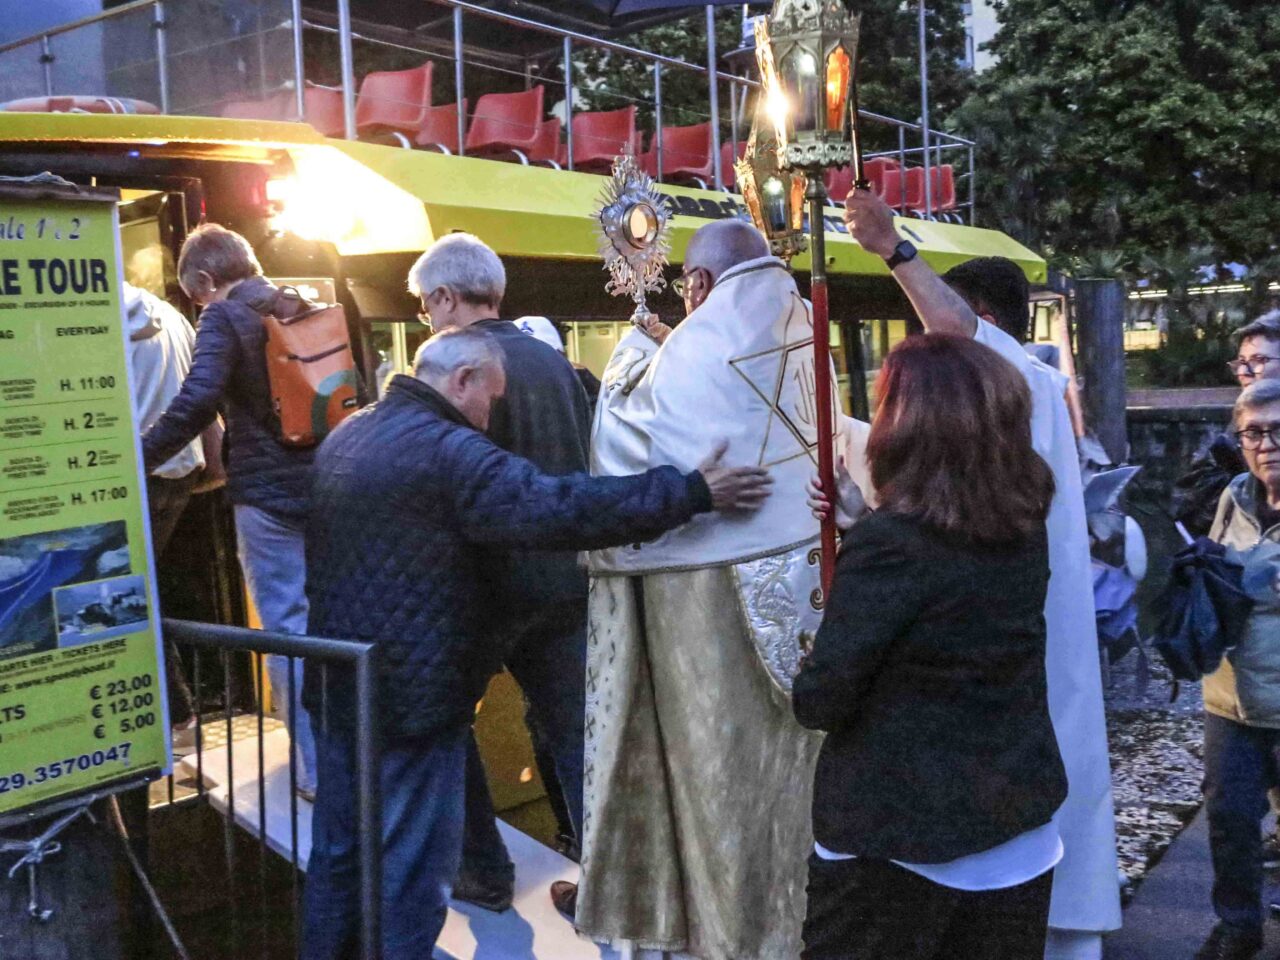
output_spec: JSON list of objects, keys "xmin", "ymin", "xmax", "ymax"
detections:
[{"xmin": 572, "ymin": 219, "xmax": 858, "ymax": 960}]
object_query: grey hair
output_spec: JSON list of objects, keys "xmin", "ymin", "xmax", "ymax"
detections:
[
  {"xmin": 177, "ymin": 223, "xmax": 262, "ymax": 291},
  {"xmin": 1236, "ymin": 309, "xmax": 1280, "ymax": 347},
  {"xmin": 684, "ymin": 219, "xmax": 770, "ymax": 282},
  {"xmin": 407, "ymin": 233, "xmax": 506, "ymax": 307},
  {"xmin": 1235, "ymin": 378, "xmax": 1280, "ymax": 426},
  {"xmin": 412, "ymin": 327, "xmax": 504, "ymax": 381}
]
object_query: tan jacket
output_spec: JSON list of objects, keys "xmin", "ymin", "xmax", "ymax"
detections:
[{"xmin": 1204, "ymin": 474, "xmax": 1280, "ymax": 728}]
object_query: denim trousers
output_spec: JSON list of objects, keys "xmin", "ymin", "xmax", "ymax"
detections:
[
  {"xmin": 234, "ymin": 504, "xmax": 316, "ymax": 793},
  {"xmin": 302, "ymin": 726, "xmax": 468, "ymax": 960},
  {"xmin": 1203, "ymin": 711, "xmax": 1280, "ymax": 936},
  {"xmin": 462, "ymin": 605, "xmax": 587, "ymax": 881}
]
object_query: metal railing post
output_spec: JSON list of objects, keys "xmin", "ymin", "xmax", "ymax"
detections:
[
  {"xmin": 354, "ymin": 650, "xmax": 381, "ymax": 960},
  {"xmin": 337, "ymin": 0, "xmax": 357, "ymax": 140},
  {"xmin": 454, "ymin": 7, "xmax": 466, "ymax": 156},
  {"xmin": 563, "ymin": 35, "xmax": 574, "ymax": 171},
  {"xmin": 968, "ymin": 143, "xmax": 976, "ymax": 224},
  {"xmin": 291, "ymin": 0, "xmax": 306, "ymax": 120},
  {"xmin": 728, "ymin": 79, "xmax": 738, "ymax": 166},
  {"xmin": 897, "ymin": 126, "xmax": 907, "ymax": 208},
  {"xmin": 654, "ymin": 62, "xmax": 664, "ymax": 182},
  {"xmin": 152, "ymin": 2, "xmax": 169, "ymax": 114},
  {"xmin": 918, "ymin": 0, "xmax": 933, "ymax": 216},
  {"xmin": 40, "ymin": 35, "xmax": 53, "ymax": 96},
  {"xmin": 706, "ymin": 5, "xmax": 722, "ymax": 191}
]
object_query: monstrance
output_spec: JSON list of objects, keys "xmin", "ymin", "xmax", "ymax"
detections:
[{"xmin": 596, "ymin": 150, "xmax": 672, "ymax": 339}]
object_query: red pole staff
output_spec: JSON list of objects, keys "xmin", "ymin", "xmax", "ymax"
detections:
[{"xmin": 806, "ymin": 175, "xmax": 837, "ymax": 596}]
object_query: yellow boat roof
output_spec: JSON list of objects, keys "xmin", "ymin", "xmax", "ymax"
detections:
[{"xmin": 0, "ymin": 113, "xmax": 1045, "ymax": 282}]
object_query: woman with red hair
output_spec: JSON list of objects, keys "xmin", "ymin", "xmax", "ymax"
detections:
[{"xmin": 795, "ymin": 334, "xmax": 1067, "ymax": 959}]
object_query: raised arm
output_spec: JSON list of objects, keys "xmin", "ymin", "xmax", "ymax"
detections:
[
  {"xmin": 142, "ymin": 306, "xmax": 238, "ymax": 471},
  {"xmin": 843, "ymin": 188, "xmax": 979, "ymax": 338}
]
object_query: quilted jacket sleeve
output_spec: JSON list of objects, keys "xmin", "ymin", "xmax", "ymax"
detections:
[
  {"xmin": 446, "ymin": 429, "xmax": 711, "ymax": 551},
  {"xmin": 793, "ymin": 515, "xmax": 928, "ymax": 732},
  {"xmin": 142, "ymin": 305, "xmax": 239, "ymax": 471}
]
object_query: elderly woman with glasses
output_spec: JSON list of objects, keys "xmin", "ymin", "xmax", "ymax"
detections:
[
  {"xmin": 1198, "ymin": 377, "xmax": 1280, "ymax": 960},
  {"xmin": 1175, "ymin": 313, "xmax": 1280, "ymax": 538}
]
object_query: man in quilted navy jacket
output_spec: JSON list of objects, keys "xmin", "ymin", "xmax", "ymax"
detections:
[
  {"xmin": 300, "ymin": 327, "xmax": 771, "ymax": 960},
  {"xmin": 142, "ymin": 223, "xmax": 318, "ymax": 795}
]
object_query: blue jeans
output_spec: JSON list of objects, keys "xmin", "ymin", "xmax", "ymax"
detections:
[
  {"xmin": 462, "ymin": 606, "xmax": 586, "ymax": 880},
  {"xmin": 302, "ymin": 726, "xmax": 467, "ymax": 960},
  {"xmin": 234, "ymin": 504, "xmax": 316, "ymax": 793},
  {"xmin": 1203, "ymin": 712, "xmax": 1280, "ymax": 936}
]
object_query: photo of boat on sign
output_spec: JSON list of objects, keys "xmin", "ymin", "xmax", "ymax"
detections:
[{"xmin": 0, "ymin": 521, "xmax": 131, "ymax": 657}]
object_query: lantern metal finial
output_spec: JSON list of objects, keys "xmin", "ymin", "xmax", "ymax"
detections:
[
  {"xmin": 757, "ymin": 0, "xmax": 862, "ymax": 172},
  {"xmin": 596, "ymin": 149, "xmax": 672, "ymax": 331}
]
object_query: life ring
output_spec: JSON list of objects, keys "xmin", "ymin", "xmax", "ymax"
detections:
[{"xmin": 1, "ymin": 96, "xmax": 160, "ymax": 115}]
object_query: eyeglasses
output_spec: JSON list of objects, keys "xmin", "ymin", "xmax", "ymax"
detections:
[
  {"xmin": 672, "ymin": 267, "xmax": 707, "ymax": 299},
  {"xmin": 1236, "ymin": 424, "xmax": 1280, "ymax": 450},
  {"xmin": 1228, "ymin": 355, "xmax": 1280, "ymax": 376}
]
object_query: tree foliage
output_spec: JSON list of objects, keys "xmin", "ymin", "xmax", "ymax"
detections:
[{"xmin": 956, "ymin": 0, "xmax": 1280, "ymax": 268}]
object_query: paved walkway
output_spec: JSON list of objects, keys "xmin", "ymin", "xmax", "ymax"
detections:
[{"xmin": 1105, "ymin": 810, "xmax": 1280, "ymax": 959}]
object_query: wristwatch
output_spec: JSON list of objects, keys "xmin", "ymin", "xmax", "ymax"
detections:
[{"xmin": 884, "ymin": 239, "xmax": 918, "ymax": 271}]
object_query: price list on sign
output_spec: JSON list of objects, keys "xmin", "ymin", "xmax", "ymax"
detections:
[{"xmin": 0, "ymin": 183, "xmax": 169, "ymax": 817}]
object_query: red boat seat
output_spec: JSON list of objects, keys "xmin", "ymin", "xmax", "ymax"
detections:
[
  {"xmin": 641, "ymin": 122, "xmax": 714, "ymax": 186},
  {"xmin": 356, "ymin": 62, "xmax": 434, "ymax": 139},
  {"xmin": 222, "ymin": 86, "xmax": 345, "ymax": 138},
  {"xmin": 465, "ymin": 86, "xmax": 546, "ymax": 159},
  {"xmin": 559, "ymin": 106, "xmax": 638, "ymax": 172},
  {"xmin": 414, "ymin": 100, "xmax": 467, "ymax": 154}
]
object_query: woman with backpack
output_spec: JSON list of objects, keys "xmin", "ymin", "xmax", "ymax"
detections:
[
  {"xmin": 142, "ymin": 223, "xmax": 329, "ymax": 797},
  {"xmin": 796, "ymin": 334, "xmax": 1067, "ymax": 960}
]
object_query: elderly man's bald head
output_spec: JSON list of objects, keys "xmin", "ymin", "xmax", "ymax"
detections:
[{"xmin": 684, "ymin": 220, "xmax": 770, "ymax": 283}]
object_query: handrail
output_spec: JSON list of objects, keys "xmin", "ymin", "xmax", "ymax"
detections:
[
  {"xmin": 162, "ymin": 618, "xmax": 382, "ymax": 960},
  {"xmin": 0, "ymin": 0, "xmax": 157, "ymax": 55}
]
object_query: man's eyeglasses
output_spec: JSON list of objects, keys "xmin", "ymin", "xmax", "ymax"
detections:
[
  {"xmin": 1236, "ymin": 424, "xmax": 1280, "ymax": 450},
  {"xmin": 672, "ymin": 267, "xmax": 708, "ymax": 299},
  {"xmin": 1228, "ymin": 355, "xmax": 1280, "ymax": 376}
]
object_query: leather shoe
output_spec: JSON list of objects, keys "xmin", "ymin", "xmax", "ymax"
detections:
[
  {"xmin": 1195, "ymin": 924, "xmax": 1263, "ymax": 960},
  {"xmin": 550, "ymin": 880, "xmax": 577, "ymax": 920}
]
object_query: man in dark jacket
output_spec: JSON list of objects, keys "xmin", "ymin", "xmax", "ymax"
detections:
[
  {"xmin": 299, "ymin": 326, "xmax": 770, "ymax": 960},
  {"xmin": 142, "ymin": 223, "xmax": 318, "ymax": 794},
  {"xmin": 408, "ymin": 233, "xmax": 595, "ymax": 907}
]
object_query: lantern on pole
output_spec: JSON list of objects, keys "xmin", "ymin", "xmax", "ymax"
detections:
[
  {"xmin": 750, "ymin": 0, "xmax": 864, "ymax": 594},
  {"xmin": 735, "ymin": 108, "xmax": 808, "ymax": 263}
]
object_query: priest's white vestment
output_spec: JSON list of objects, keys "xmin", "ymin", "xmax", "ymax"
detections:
[{"xmin": 577, "ymin": 256, "xmax": 849, "ymax": 960}]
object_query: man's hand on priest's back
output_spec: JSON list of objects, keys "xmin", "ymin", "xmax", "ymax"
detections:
[{"xmin": 697, "ymin": 440, "xmax": 773, "ymax": 513}]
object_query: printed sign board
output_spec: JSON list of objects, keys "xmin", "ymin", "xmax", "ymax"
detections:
[{"xmin": 0, "ymin": 182, "xmax": 169, "ymax": 817}]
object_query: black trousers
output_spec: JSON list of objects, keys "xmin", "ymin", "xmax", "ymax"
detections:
[{"xmin": 801, "ymin": 854, "xmax": 1053, "ymax": 960}]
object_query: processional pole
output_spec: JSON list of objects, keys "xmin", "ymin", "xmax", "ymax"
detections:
[{"xmin": 741, "ymin": 0, "xmax": 863, "ymax": 595}]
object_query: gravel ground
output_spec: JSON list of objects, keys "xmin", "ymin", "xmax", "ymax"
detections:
[{"xmin": 1104, "ymin": 649, "xmax": 1205, "ymax": 894}]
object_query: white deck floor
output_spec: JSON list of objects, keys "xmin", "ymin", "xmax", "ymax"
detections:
[{"xmin": 179, "ymin": 728, "xmax": 615, "ymax": 960}]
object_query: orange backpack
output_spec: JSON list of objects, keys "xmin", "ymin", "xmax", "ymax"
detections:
[{"xmin": 263, "ymin": 288, "xmax": 361, "ymax": 447}]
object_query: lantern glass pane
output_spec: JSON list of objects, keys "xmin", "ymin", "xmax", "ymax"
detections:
[
  {"xmin": 762, "ymin": 176, "xmax": 791, "ymax": 234},
  {"xmin": 826, "ymin": 46, "xmax": 852, "ymax": 133},
  {"xmin": 781, "ymin": 47, "xmax": 820, "ymax": 135},
  {"xmin": 789, "ymin": 174, "xmax": 806, "ymax": 233}
]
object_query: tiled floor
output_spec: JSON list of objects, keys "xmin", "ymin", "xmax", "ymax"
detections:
[{"xmin": 149, "ymin": 712, "xmax": 284, "ymax": 806}]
